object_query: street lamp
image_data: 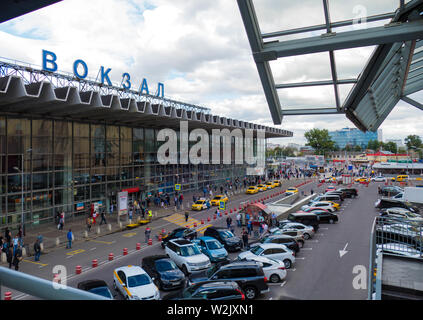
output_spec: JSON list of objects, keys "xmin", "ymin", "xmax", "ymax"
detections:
[{"xmin": 13, "ymin": 148, "xmax": 32, "ymax": 237}]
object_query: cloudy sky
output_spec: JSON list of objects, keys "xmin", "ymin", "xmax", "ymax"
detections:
[{"xmin": 0, "ymin": 0, "xmax": 422, "ymax": 146}]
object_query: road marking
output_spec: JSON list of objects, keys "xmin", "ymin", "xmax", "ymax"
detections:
[
  {"xmin": 308, "ymin": 240, "xmax": 319, "ymax": 243},
  {"xmin": 21, "ymin": 259, "xmax": 48, "ymax": 267},
  {"xmin": 280, "ymin": 281, "xmax": 286, "ymax": 287},
  {"xmin": 295, "ymin": 257, "xmax": 305, "ymax": 260},
  {"xmin": 89, "ymin": 239, "xmax": 115, "ymax": 245},
  {"xmin": 316, "ymin": 233, "xmax": 325, "ymax": 236},
  {"xmin": 90, "ymin": 247, "xmax": 96, "ymax": 251},
  {"xmin": 66, "ymin": 249, "xmax": 85, "ymax": 256},
  {"xmin": 269, "ymin": 297, "xmax": 273, "ymax": 300},
  {"xmin": 122, "ymin": 232, "xmax": 137, "ymax": 238},
  {"xmin": 301, "ymin": 248, "xmax": 312, "ymax": 250},
  {"xmin": 319, "ymin": 227, "xmax": 328, "ymax": 230},
  {"xmin": 288, "ymin": 268, "xmax": 296, "ymax": 271}
]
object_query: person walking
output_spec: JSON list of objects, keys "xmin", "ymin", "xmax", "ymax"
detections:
[
  {"xmin": 12, "ymin": 244, "xmax": 23, "ymax": 271},
  {"xmin": 144, "ymin": 227, "xmax": 151, "ymax": 243},
  {"xmin": 99, "ymin": 209, "xmax": 107, "ymax": 225},
  {"xmin": 92, "ymin": 210, "xmax": 97, "ymax": 225},
  {"xmin": 7, "ymin": 246, "xmax": 13, "ymax": 269},
  {"xmin": 184, "ymin": 211, "xmax": 189, "ymax": 222},
  {"xmin": 242, "ymin": 229, "xmax": 249, "ymax": 250},
  {"xmin": 86, "ymin": 216, "xmax": 92, "ymax": 232},
  {"xmin": 247, "ymin": 219, "xmax": 253, "ymax": 236},
  {"xmin": 236, "ymin": 213, "xmax": 241, "ymax": 228},
  {"xmin": 58, "ymin": 214, "xmax": 64, "ymax": 231},
  {"xmin": 34, "ymin": 238, "xmax": 41, "ymax": 261},
  {"xmin": 141, "ymin": 206, "xmax": 145, "ymax": 219},
  {"xmin": 66, "ymin": 229, "xmax": 73, "ymax": 249},
  {"xmin": 226, "ymin": 216, "xmax": 232, "ymax": 229}
]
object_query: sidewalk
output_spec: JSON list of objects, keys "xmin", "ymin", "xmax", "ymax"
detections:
[{"xmin": 5, "ymin": 177, "xmax": 311, "ymax": 258}]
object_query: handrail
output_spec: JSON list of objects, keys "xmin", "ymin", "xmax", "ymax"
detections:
[{"xmin": 0, "ymin": 266, "xmax": 110, "ymax": 300}]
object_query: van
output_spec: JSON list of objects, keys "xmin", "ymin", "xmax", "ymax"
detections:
[
  {"xmin": 318, "ymin": 194, "xmax": 343, "ymax": 204},
  {"xmin": 287, "ymin": 212, "xmax": 319, "ymax": 231}
]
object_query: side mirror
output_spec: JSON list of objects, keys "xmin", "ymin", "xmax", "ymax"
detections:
[{"xmin": 152, "ymin": 277, "xmax": 155, "ymax": 281}]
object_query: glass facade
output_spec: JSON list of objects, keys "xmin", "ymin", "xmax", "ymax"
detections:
[
  {"xmin": 0, "ymin": 116, "xmax": 251, "ymax": 229},
  {"xmin": 329, "ymin": 128, "xmax": 379, "ymax": 149}
]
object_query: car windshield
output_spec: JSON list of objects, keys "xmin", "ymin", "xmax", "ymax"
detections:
[
  {"xmin": 180, "ymin": 245, "xmax": 201, "ymax": 256},
  {"xmin": 213, "ymin": 196, "xmax": 222, "ymax": 199},
  {"xmin": 155, "ymin": 259, "xmax": 177, "ymax": 272},
  {"xmin": 88, "ymin": 286, "xmax": 112, "ymax": 298},
  {"xmin": 250, "ymin": 246, "xmax": 264, "ymax": 256},
  {"xmin": 127, "ymin": 274, "xmax": 151, "ymax": 287},
  {"xmin": 195, "ymin": 201, "xmax": 204, "ymax": 204},
  {"xmin": 206, "ymin": 240, "xmax": 223, "ymax": 250},
  {"xmin": 219, "ymin": 230, "xmax": 234, "ymax": 239}
]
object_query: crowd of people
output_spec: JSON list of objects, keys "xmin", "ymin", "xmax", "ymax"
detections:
[{"xmin": 1, "ymin": 227, "xmax": 25, "ymax": 270}]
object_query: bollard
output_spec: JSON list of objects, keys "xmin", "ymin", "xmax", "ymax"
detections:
[
  {"xmin": 207, "ymin": 217, "xmax": 211, "ymax": 222},
  {"xmin": 158, "ymin": 234, "xmax": 162, "ymax": 241},
  {"xmin": 148, "ymin": 238, "xmax": 152, "ymax": 246},
  {"xmin": 213, "ymin": 215, "xmax": 216, "ymax": 220},
  {"xmin": 107, "ymin": 224, "xmax": 112, "ymax": 231},
  {"xmin": 4, "ymin": 292, "xmax": 12, "ymax": 300},
  {"xmin": 92, "ymin": 259, "xmax": 98, "ymax": 268},
  {"xmin": 230, "ymin": 209, "xmax": 232, "ymax": 214},
  {"xmin": 201, "ymin": 220, "xmax": 204, "ymax": 225},
  {"xmin": 109, "ymin": 253, "xmax": 114, "ymax": 261},
  {"xmin": 234, "ymin": 208, "xmax": 237, "ymax": 212},
  {"xmin": 119, "ymin": 222, "xmax": 123, "ymax": 230},
  {"xmin": 84, "ymin": 231, "xmax": 88, "ymax": 238},
  {"xmin": 96, "ymin": 227, "xmax": 100, "ymax": 235},
  {"xmin": 75, "ymin": 265, "xmax": 82, "ymax": 274},
  {"xmin": 56, "ymin": 237, "xmax": 60, "ymax": 246},
  {"xmin": 136, "ymin": 243, "xmax": 141, "ymax": 250},
  {"xmin": 40, "ymin": 243, "xmax": 44, "ymax": 252},
  {"xmin": 123, "ymin": 248, "xmax": 128, "ymax": 256},
  {"xmin": 22, "ymin": 247, "xmax": 27, "ymax": 257},
  {"xmin": 1, "ymin": 252, "xmax": 6, "ymax": 263},
  {"xmin": 194, "ymin": 222, "xmax": 197, "ymax": 228}
]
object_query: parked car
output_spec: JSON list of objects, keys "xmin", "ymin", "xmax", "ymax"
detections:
[
  {"xmin": 286, "ymin": 212, "xmax": 320, "ymax": 231},
  {"xmin": 113, "ymin": 265, "xmax": 160, "ymax": 300},
  {"xmin": 204, "ymin": 227, "xmax": 243, "ymax": 252},
  {"xmin": 301, "ymin": 201, "xmax": 337, "ymax": 212},
  {"xmin": 268, "ymin": 229, "xmax": 305, "ymax": 247},
  {"xmin": 376, "ymin": 243, "xmax": 422, "ymax": 258},
  {"xmin": 238, "ymin": 243, "xmax": 295, "ymax": 269},
  {"xmin": 325, "ymin": 191, "xmax": 346, "ymax": 200},
  {"xmin": 371, "ymin": 176, "xmax": 386, "ymax": 182},
  {"xmin": 336, "ymin": 188, "xmax": 358, "ymax": 198},
  {"xmin": 188, "ymin": 261, "xmax": 269, "ymax": 300},
  {"xmin": 192, "ymin": 236, "xmax": 229, "ymax": 263},
  {"xmin": 237, "ymin": 255, "xmax": 286, "ymax": 283},
  {"xmin": 311, "ymin": 210, "xmax": 339, "ymax": 224},
  {"xmin": 274, "ymin": 221, "xmax": 315, "ymax": 240},
  {"xmin": 161, "ymin": 227, "xmax": 197, "ymax": 248},
  {"xmin": 313, "ymin": 194, "xmax": 343, "ymax": 205},
  {"xmin": 380, "ymin": 207, "xmax": 423, "ymax": 224},
  {"xmin": 77, "ymin": 280, "xmax": 114, "ymax": 299},
  {"xmin": 325, "ymin": 185, "xmax": 336, "ymax": 193},
  {"xmin": 374, "ymin": 198, "xmax": 419, "ymax": 213},
  {"xmin": 375, "ymin": 223, "xmax": 423, "ymax": 249},
  {"xmin": 250, "ymin": 234, "xmax": 300, "ymax": 253},
  {"xmin": 378, "ymin": 186, "xmax": 403, "ymax": 197},
  {"xmin": 162, "ymin": 281, "xmax": 245, "ymax": 300},
  {"xmin": 141, "ymin": 255, "xmax": 186, "ymax": 290},
  {"xmin": 165, "ymin": 239, "xmax": 211, "ymax": 275}
]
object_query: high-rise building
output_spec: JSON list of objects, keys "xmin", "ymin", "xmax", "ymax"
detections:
[{"xmin": 329, "ymin": 128, "xmax": 379, "ymax": 149}]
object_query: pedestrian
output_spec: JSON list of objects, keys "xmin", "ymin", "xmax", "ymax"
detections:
[
  {"xmin": 242, "ymin": 228, "xmax": 249, "ymax": 250},
  {"xmin": 12, "ymin": 244, "xmax": 23, "ymax": 271},
  {"xmin": 247, "ymin": 219, "xmax": 253, "ymax": 236},
  {"xmin": 311, "ymin": 189, "xmax": 314, "ymax": 195},
  {"xmin": 13, "ymin": 235, "xmax": 19, "ymax": 254},
  {"xmin": 236, "ymin": 213, "xmax": 241, "ymax": 227},
  {"xmin": 4, "ymin": 227, "xmax": 11, "ymax": 244},
  {"xmin": 262, "ymin": 222, "xmax": 268, "ymax": 235},
  {"xmin": 58, "ymin": 215, "xmax": 64, "ymax": 230},
  {"xmin": 179, "ymin": 194, "xmax": 184, "ymax": 206},
  {"xmin": 145, "ymin": 227, "xmax": 151, "ymax": 243},
  {"xmin": 271, "ymin": 213, "xmax": 277, "ymax": 227},
  {"xmin": 110, "ymin": 203, "xmax": 114, "ymax": 214},
  {"xmin": 66, "ymin": 229, "xmax": 73, "ymax": 249},
  {"xmin": 185, "ymin": 211, "xmax": 189, "ymax": 222},
  {"xmin": 34, "ymin": 238, "xmax": 41, "ymax": 261},
  {"xmin": 86, "ymin": 216, "xmax": 92, "ymax": 232},
  {"xmin": 226, "ymin": 216, "xmax": 232, "ymax": 229},
  {"xmin": 17, "ymin": 226, "xmax": 23, "ymax": 246},
  {"xmin": 92, "ymin": 210, "xmax": 97, "ymax": 225},
  {"xmin": 141, "ymin": 206, "xmax": 146, "ymax": 219},
  {"xmin": 99, "ymin": 209, "xmax": 107, "ymax": 225},
  {"xmin": 7, "ymin": 246, "xmax": 13, "ymax": 269}
]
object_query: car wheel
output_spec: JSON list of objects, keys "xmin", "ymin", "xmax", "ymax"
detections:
[
  {"xmin": 270, "ymin": 274, "xmax": 280, "ymax": 283},
  {"xmin": 244, "ymin": 286, "xmax": 257, "ymax": 300},
  {"xmin": 283, "ymin": 259, "xmax": 292, "ymax": 269},
  {"xmin": 303, "ymin": 233, "xmax": 310, "ymax": 240},
  {"xmin": 182, "ymin": 265, "xmax": 189, "ymax": 276}
]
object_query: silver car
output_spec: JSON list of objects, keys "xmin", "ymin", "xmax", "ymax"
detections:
[{"xmin": 272, "ymin": 222, "xmax": 315, "ymax": 240}]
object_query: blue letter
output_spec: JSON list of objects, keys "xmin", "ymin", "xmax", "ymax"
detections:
[
  {"xmin": 73, "ymin": 59, "xmax": 88, "ymax": 79},
  {"xmin": 42, "ymin": 50, "xmax": 58, "ymax": 72},
  {"xmin": 156, "ymin": 83, "xmax": 164, "ymax": 98},
  {"xmin": 139, "ymin": 78, "xmax": 149, "ymax": 95},
  {"xmin": 100, "ymin": 66, "xmax": 112, "ymax": 86},
  {"xmin": 122, "ymin": 73, "xmax": 131, "ymax": 90}
]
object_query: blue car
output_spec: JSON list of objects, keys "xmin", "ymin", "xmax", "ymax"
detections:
[{"xmin": 193, "ymin": 236, "xmax": 229, "ymax": 263}]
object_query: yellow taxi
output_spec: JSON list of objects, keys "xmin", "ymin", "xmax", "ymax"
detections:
[
  {"xmin": 191, "ymin": 199, "xmax": 209, "ymax": 211},
  {"xmin": 286, "ymin": 187, "xmax": 298, "ymax": 194},
  {"xmin": 257, "ymin": 184, "xmax": 267, "ymax": 192},
  {"xmin": 392, "ymin": 175, "xmax": 409, "ymax": 182},
  {"xmin": 355, "ymin": 177, "xmax": 369, "ymax": 183},
  {"xmin": 210, "ymin": 195, "xmax": 229, "ymax": 206},
  {"xmin": 265, "ymin": 182, "xmax": 275, "ymax": 189},
  {"xmin": 326, "ymin": 201, "xmax": 340, "ymax": 210},
  {"xmin": 246, "ymin": 186, "xmax": 259, "ymax": 194},
  {"xmin": 273, "ymin": 180, "xmax": 281, "ymax": 187}
]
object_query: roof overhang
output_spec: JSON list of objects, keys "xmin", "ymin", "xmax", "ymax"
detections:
[{"xmin": 0, "ymin": 0, "xmax": 62, "ymax": 23}]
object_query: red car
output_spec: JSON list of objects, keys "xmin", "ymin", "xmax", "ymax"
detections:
[{"xmin": 325, "ymin": 185, "xmax": 336, "ymax": 192}]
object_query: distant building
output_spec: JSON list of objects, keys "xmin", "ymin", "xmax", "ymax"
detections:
[
  {"xmin": 287, "ymin": 143, "xmax": 301, "ymax": 150},
  {"xmin": 377, "ymin": 129, "xmax": 383, "ymax": 142},
  {"xmin": 385, "ymin": 139, "xmax": 404, "ymax": 147},
  {"xmin": 299, "ymin": 146, "xmax": 315, "ymax": 155},
  {"xmin": 329, "ymin": 127, "xmax": 379, "ymax": 149}
]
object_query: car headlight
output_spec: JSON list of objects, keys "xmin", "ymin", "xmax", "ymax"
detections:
[{"xmin": 131, "ymin": 295, "xmax": 140, "ymax": 300}]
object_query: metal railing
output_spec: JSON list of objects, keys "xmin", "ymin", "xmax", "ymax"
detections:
[
  {"xmin": 0, "ymin": 266, "xmax": 110, "ymax": 300},
  {"xmin": 368, "ymin": 216, "xmax": 423, "ymax": 299}
]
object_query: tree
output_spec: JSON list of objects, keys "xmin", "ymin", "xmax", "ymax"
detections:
[
  {"xmin": 367, "ymin": 139, "xmax": 380, "ymax": 151},
  {"xmin": 398, "ymin": 147, "xmax": 407, "ymax": 154},
  {"xmin": 405, "ymin": 135, "xmax": 422, "ymax": 150},
  {"xmin": 353, "ymin": 145, "xmax": 362, "ymax": 152},
  {"xmin": 304, "ymin": 129, "xmax": 336, "ymax": 155},
  {"xmin": 382, "ymin": 141, "xmax": 397, "ymax": 154}
]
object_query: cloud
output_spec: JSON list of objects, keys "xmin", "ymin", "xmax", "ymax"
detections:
[{"xmin": 0, "ymin": 0, "xmax": 421, "ymax": 147}]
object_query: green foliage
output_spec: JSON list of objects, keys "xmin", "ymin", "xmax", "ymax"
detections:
[
  {"xmin": 304, "ymin": 129, "xmax": 335, "ymax": 155},
  {"xmin": 405, "ymin": 135, "xmax": 422, "ymax": 150}
]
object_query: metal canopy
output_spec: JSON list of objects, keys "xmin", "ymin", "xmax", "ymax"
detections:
[
  {"xmin": 237, "ymin": 0, "xmax": 423, "ymax": 131},
  {"xmin": 0, "ymin": 0, "xmax": 62, "ymax": 23}
]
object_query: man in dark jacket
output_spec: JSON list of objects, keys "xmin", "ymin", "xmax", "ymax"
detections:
[
  {"xmin": 12, "ymin": 245, "xmax": 23, "ymax": 271},
  {"xmin": 6, "ymin": 247, "xmax": 13, "ymax": 269},
  {"xmin": 34, "ymin": 239, "xmax": 41, "ymax": 261},
  {"xmin": 242, "ymin": 229, "xmax": 249, "ymax": 250}
]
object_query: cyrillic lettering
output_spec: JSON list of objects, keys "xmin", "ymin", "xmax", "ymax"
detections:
[
  {"xmin": 156, "ymin": 82, "xmax": 164, "ymax": 98},
  {"xmin": 42, "ymin": 50, "xmax": 58, "ymax": 72},
  {"xmin": 139, "ymin": 78, "xmax": 149, "ymax": 95},
  {"xmin": 73, "ymin": 59, "xmax": 88, "ymax": 79},
  {"xmin": 100, "ymin": 66, "xmax": 112, "ymax": 86},
  {"xmin": 122, "ymin": 73, "xmax": 131, "ymax": 90}
]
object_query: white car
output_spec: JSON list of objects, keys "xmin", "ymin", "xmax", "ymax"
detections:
[
  {"xmin": 371, "ymin": 176, "xmax": 386, "ymax": 182},
  {"xmin": 273, "ymin": 221, "xmax": 315, "ymax": 240},
  {"xmin": 165, "ymin": 239, "xmax": 211, "ymax": 275},
  {"xmin": 237, "ymin": 243, "xmax": 295, "ymax": 269},
  {"xmin": 376, "ymin": 243, "xmax": 422, "ymax": 258},
  {"xmin": 378, "ymin": 224, "xmax": 423, "ymax": 238},
  {"xmin": 301, "ymin": 201, "xmax": 337, "ymax": 213},
  {"xmin": 113, "ymin": 265, "xmax": 160, "ymax": 300},
  {"xmin": 237, "ymin": 255, "xmax": 287, "ymax": 283}
]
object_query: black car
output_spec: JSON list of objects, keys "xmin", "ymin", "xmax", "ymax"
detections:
[
  {"xmin": 336, "ymin": 188, "xmax": 358, "ymax": 198},
  {"xmin": 77, "ymin": 280, "xmax": 114, "ymax": 299},
  {"xmin": 141, "ymin": 255, "xmax": 186, "ymax": 290},
  {"xmin": 204, "ymin": 227, "xmax": 243, "ymax": 252},
  {"xmin": 375, "ymin": 198, "xmax": 419, "ymax": 213},
  {"xmin": 287, "ymin": 212, "xmax": 319, "ymax": 231},
  {"xmin": 162, "ymin": 281, "xmax": 245, "ymax": 300},
  {"xmin": 253, "ymin": 234, "xmax": 300, "ymax": 253},
  {"xmin": 311, "ymin": 210, "xmax": 339, "ymax": 224},
  {"xmin": 161, "ymin": 227, "xmax": 197, "ymax": 248},
  {"xmin": 188, "ymin": 261, "xmax": 268, "ymax": 300},
  {"xmin": 325, "ymin": 191, "xmax": 346, "ymax": 200},
  {"xmin": 378, "ymin": 186, "xmax": 403, "ymax": 197}
]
